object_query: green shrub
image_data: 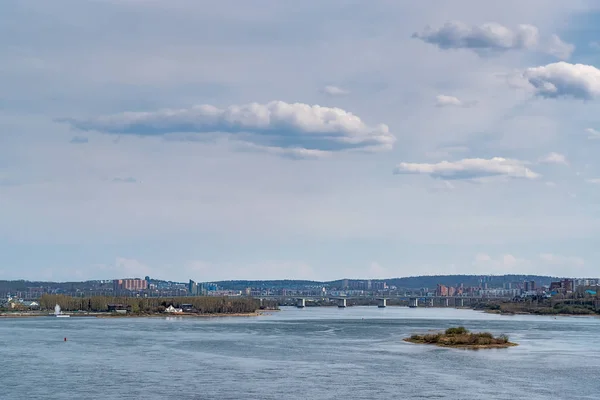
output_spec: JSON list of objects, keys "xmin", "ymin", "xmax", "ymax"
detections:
[
  {"xmin": 445, "ymin": 326, "xmax": 468, "ymax": 335},
  {"xmin": 423, "ymin": 333, "xmax": 441, "ymax": 343}
]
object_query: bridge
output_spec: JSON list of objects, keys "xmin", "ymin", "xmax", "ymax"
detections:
[{"xmin": 284, "ymin": 295, "xmax": 506, "ymax": 309}]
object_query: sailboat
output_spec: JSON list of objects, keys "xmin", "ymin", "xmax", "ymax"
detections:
[{"xmin": 54, "ymin": 304, "xmax": 70, "ymax": 318}]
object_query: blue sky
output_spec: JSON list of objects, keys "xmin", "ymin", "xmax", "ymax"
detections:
[{"xmin": 2, "ymin": 0, "xmax": 600, "ymax": 281}]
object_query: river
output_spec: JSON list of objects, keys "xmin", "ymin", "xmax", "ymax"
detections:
[{"xmin": 1, "ymin": 307, "xmax": 598, "ymax": 399}]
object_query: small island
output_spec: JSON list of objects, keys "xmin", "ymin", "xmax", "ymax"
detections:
[{"xmin": 404, "ymin": 326, "xmax": 517, "ymax": 349}]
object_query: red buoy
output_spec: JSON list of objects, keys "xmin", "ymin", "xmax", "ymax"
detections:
[{"xmin": 64, "ymin": 337, "xmax": 67, "ymax": 342}]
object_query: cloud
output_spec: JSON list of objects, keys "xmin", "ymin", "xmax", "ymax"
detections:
[
  {"xmin": 590, "ymin": 41, "xmax": 600, "ymax": 50},
  {"xmin": 435, "ymin": 95, "xmax": 476, "ymax": 108},
  {"xmin": 539, "ymin": 253, "xmax": 584, "ymax": 267},
  {"xmin": 472, "ymin": 253, "xmax": 531, "ymax": 274},
  {"xmin": 112, "ymin": 177, "xmax": 139, "ymax": 183},
  {"xmin": 585, "ymin": 128, "xmax": 600, "ymax": 139},
  {"xmin": 435, "ymin": 95, "xmax": 461, "ymax": 107},
  {"xmin": 412, "ymin": 21, "xmax": 539, "ymax": 52},
  {"xmin": 235, "ymin": 142, "xmax": 330, "ymax": 160},
  {"xmin": 61, "ymin": 101, "xmax": 395, "ymax": 154},
  {"xmin": 539, "ymin": 152, "xmax": 568, "ymax": 165},
  {"xmin": 322, "ymin": 85, "xmax": 349, "ymax": 96},
  {"xmin": 545, "ymin": 34, "xmax": 575, "ymax": 60},
  {"xmin": 69, "ymin": 136, "xmax": 89, "ymax": 144},
  {"xmin": 521, "ymin": 62, "xmax": 600, "ymax": 99},
  {"xmin": 586, "ymin": 178, "xmax": 600, "ymax": 184},
  {"xmin": 394, "ymin": 157, "xmax": 540, "ymax": 181},
  {"xmin": 412, "ymin": 21, "xmax": 573, "ymax": 59},
  {"xmin": 473, "ymin": 253, "xmax": 585, "ymax": 275}
]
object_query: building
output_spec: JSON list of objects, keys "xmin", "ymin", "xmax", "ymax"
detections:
[
  {"xmin": 549, "ymin": 279, "xmax": 574, "ymax": 293},
  {"xmin": 107, "ymin": 304, "xmax": 130, "ymax": 314},
  {"xmin": 165, "ymin": 305, "xmax": 183, "ymax": 313},
  {"xmin": 524, "ymin": 281, "xmax": 536, "ymax": 292},
  {"xmin": 436, "ymin": 284, "xmax": 449, "ymax": 297},
  {"xmin": 188, "ymin": 280, "xmax": 198, "ymax": 296},
  {"xmin": 113, "ymin": 279, "xmax": 148, "ymax": 292}
]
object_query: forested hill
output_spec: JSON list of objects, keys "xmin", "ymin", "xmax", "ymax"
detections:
[
  {"xmin": 1, "ymin": 275, "xmax": 562, "ymax": 292},
  {"xmin": 213, "ymin": 275, "xmax": 559, "ymax": 290},
  {"xmin": 386, "ymin": 275, "xmax": 558, "ymax": 289}
]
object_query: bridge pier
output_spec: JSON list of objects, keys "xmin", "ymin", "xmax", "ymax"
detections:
[
  {"xmin": 428, "ymin": 298, "xmax": 434, "ymax": 307},
  {"xmin": 409, "ymin": 298, "xmax": 419, "ymax": 308},
  {"xmin": 337, "ymin": 298, "xmax": 347, "ymax": 308},
  {"xmin": 296, "ymin": 298, "xmax": 306, "ymax": 308},
  {"xmin": 377, "ymin": 298, "xmax": 387, "ymax": 308},
  {"xmin": 456, "ymin": 298, "xmax": 464, "ymax": 308},
  {"xmin": 444, "ymin": 298, "xmax": 449, "ymax": 307}
]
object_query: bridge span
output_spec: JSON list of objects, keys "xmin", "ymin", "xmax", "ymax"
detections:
[{"xmin": 277, "ymin": 295, "xmax": 507, "ymax": 309}]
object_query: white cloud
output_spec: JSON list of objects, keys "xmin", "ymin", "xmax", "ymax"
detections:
[
  {"xmin": 545, "ymin": 34, "xmax": 575, "ymax": 60},
  {"xmin": 473, "ymin": 253, "xmax": 586, "ymax": 276},
  {"xmin": 472, "ymin": 253, "xmax": 530, "ymax": 274},
  {"xmin": 235, "ymin": 142, "xmax": 330, "ymax": 160},
  {"xmin": 585, "ymin": 178, "xmax": 600, "ymax": 184},
  {"xmin": 435, "ymin": 95, "xmax": 463, "ymax": 107},
  {"xmin": 585, "ymin": 128, "xmax": 600, "ymax": 139},
  {"xmin": 590, "ymin": 41, "xmax": 600, "ymax": 50},
  {"xmin": 367, "ymin": 262, "xmax": 390, "ymax": 279},
  {"xmin": 61, "ymin": 101, "xmax": 395, "ymax": 155},
  {"xmin": 539, "ymin": 253, "xmax": 585, "ymax": 267},
  {"xmin": 521, "ymin": 62, "xmax": 600, "ymax": 99},
  {"xmin": 539, "ymin": 152, "xmax": 568, "ymax": 165},
  {"xmin": 413, "ymin": 21, "xmax": 573, "ymax": 59},
  {"xmin": 394, "ymin": 157, "xmax": 540, "ymax": 181},
  {"xmin": 322, "ymin": 85, "xmax": 350, "ymax": 96}
]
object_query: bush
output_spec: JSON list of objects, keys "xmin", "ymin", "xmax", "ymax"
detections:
[
  {"xmin": 445, "ymin": 326, "xmax": 468, "ymax": 335},
  {"xmin": 423, "ymin": 334, "xmax": 441, "ymax": 343}
]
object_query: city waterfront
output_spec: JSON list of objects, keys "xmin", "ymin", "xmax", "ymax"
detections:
[{"xmin": 1, "ymin": 307, "xmax": 599, "ymax": 399}]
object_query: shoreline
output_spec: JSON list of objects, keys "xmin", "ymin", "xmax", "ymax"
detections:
[
  {"xmin": 0, "ymin": 310, "xmax": 276, "ymax": 319},
  {"xmin": 483, "ymin": 309, "xmax": 600, "ymax": 318},
  {"xmin": 402, "ymin": 338, "xmax": 518, "ymax": 349}
]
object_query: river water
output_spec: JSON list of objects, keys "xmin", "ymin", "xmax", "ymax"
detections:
[{"xmin": 1, "ymin": 307, "xmax": 599, "ymax": 399}]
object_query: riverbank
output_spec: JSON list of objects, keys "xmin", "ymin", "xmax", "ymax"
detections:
[
  {"xmin": 481, "ymin": 302, "xmax": 600, "ymax": 317},
  {"xmin": 1, "ymin": 310, "xmax": 276, "ymax": 319}
]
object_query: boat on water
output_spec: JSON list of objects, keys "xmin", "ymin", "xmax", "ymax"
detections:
[{"xmin": 54, "ymin": 304, "xmax": 70, "ymax": 318}]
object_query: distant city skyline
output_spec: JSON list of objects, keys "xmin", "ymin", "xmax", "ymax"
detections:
[{"xmin": 3, "ymin": 1, "xmax": 600, "ymax": 281}]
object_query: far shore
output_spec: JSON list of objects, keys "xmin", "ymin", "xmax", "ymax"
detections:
[
  {"xmin": 483, "ymin": 309, "xmax": 600, "ymax": 318},
  {"xmin": 0, "ymin": 310, "xmax": 276, "ymax": 319}
]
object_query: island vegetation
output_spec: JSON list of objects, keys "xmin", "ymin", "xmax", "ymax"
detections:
[{"xmin": 404, "ymin": 326, "xmax": 517, "ymax": 349}]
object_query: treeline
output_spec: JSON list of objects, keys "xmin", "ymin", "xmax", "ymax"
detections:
[{"xmin": 39, "ymin": 294, "xmax": 277, "ymax": 314}]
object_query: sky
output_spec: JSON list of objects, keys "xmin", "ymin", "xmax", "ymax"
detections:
[{"xmin": 2, "ymin": 0, "xmax": 600, "ymax": 282}]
